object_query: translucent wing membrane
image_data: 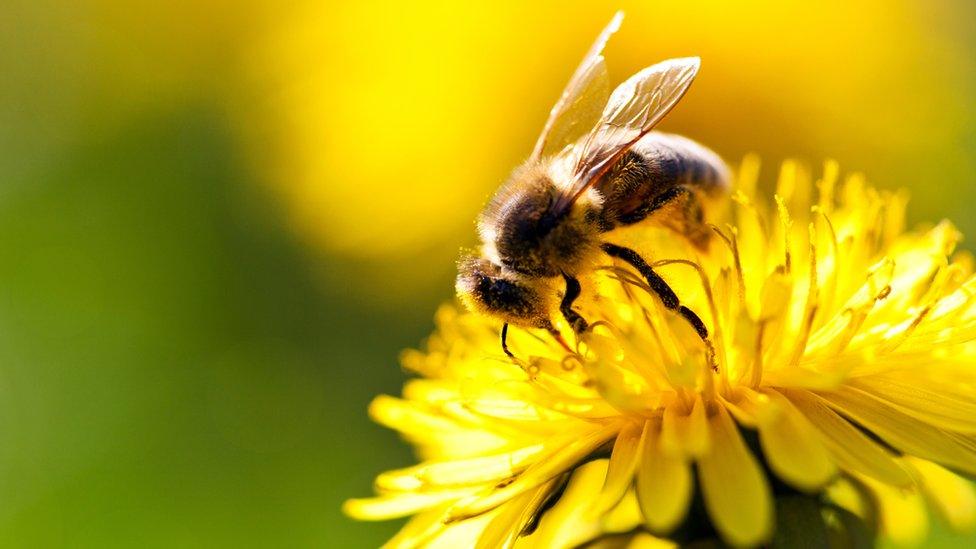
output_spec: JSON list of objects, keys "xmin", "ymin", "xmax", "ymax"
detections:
[
  {"xmin": 553, "ymin": 57, "xmax": 701, "ymax": 215},
  {"xmin": 530, "ymin": 12, "xmax": 622, "ymax": 161}
]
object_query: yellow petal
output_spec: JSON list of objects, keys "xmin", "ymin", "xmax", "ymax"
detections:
[
  {"xmin": 759, "ymin": 266, "xmax": 792, "ymax": 321},
  {"xmin": 756, "ymin": 389, "xmax": 837, "ymax": 491},
  {"xmin": 369, "ymin": 395, "xmax": 507, "ymax": 459},
  {"xmin": 382, "ymin": 506, "xmax": 448, "ymax": 549},
  {"xmin": 807, "ymin": 258, "xmax": 894, "ymax": 356},
  {"xmin": 377, "ymin": 445, "xmax": 545, "ymax": 491},
  {"xmin": 636, "ymin": 419, "xmax": 693, "ymax": 533},
  {"xmin": 591, "ymin": 422, "xmax": 645, "ymax": 516},
  {"xmin": 660, "ymin": 395, "xmax": 710, "ymax": 458},
  {"xmin": 721, "ymin": 387, "xmax": 771, "ymax": 428},
  {"xmin": 816, "ymin": 387, "xmax": 976, "ymax": 475},
  {"xmin": 785, "ymin": 389, "xmax": 912, "ymax": 487},
  {"xmin": 697, "ymin": 405, "xmax": 773, "ymax": 546},
  {"xmin": 475, "ymin": 478, "xmax": 562, "ymax": 549},
  {"xmin": 344, "ymin": 489, "xmax": 472, "ymax": 520},
  {"xmin": 369, "ymin": 395, "xmax": 461, "ymax": 435},
  {"xmin": 857, "ymin": 474, "xmax": 928, "ymax": 546},
  {"xmin": 600, "ymin": 490, "xmax": 644, "ymax": 534},
  {"xmin": 425, "ymin": 514, "xmax": 493, "ymax": 549},
  {"xmin": 448, "ymin": 422, "xmax": 619, "ymax": 521},
  {"xmin": 930, "ymin": 275, "xmax": 976, "ymax": 320},
  {"xmin": 824, "ymin": 477, "xmax": 871, "ymax": 521},
  {"xmin": 582, "ymin": 351, "xmax": 656, "ymax": 414},
  {"xmin": 531, "ymin": 460, "xmax": 609, "ymax": 548},
  {"xmin": 455, "ymin": 397, "xmax": 546, "ymax": 422},
  {"xmin": 627, "ymin": 532, "xmax": 679, "ymax": 549},
  {"xmin": 847, "ymin": 375, "xmax": 976, "ymax": 433},
  {"xmin": 907, "ymin": 457, "xmax": 976, "ymax": 533}
]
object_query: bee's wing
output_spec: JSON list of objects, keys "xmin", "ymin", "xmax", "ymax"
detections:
[
  {"xmin": 530, "ymin": 11, "xmax": 622, "ymax": 161},
  {"xmin": 552, "ymin": 57, "xmax": 701, "ymax": 215}
]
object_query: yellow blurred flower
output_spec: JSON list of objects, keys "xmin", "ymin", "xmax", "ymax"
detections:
[
  {"xmin": 231, "ymin": 1, "xmax": 976, "ymax": 307},
  {"xmin": 345, "ymin": 159, "xmax": 976, "ymax": 547}
]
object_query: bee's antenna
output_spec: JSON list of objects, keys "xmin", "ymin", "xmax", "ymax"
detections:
[
  {"xmin": 501, "ymin": 323, "xmax": 515, "ymax": 359},
  {"xmin": 502, "ymin": 322, "xmax": 575, "ymax": 365}
]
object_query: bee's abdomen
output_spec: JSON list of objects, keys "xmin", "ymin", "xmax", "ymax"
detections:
[
  {"xmin": 637, "ymin": 132, "xmax": 729, "ymax": 192},
  {"xmin": 596, "ymin": 132, "xmax": 729, "ymax": 230}
]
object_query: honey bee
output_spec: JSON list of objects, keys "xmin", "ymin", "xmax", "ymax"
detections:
[{"xmin": 456, "ymin": 12, "xmax": 729, "ymax": 361}]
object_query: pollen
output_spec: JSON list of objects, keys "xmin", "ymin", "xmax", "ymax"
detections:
[{"xmin": 345, "ymin": 157, "xmax": 976, "ymax": 548}]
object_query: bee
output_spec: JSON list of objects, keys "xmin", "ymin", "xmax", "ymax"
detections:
[{"xmin": 456, "ymin": 12, "xmax": 729, "ymax": 361}]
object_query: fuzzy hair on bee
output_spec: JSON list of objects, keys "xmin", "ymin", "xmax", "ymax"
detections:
[{"xmin": 477, "ymin": 161, "xmax": 604, "ymax": 279}]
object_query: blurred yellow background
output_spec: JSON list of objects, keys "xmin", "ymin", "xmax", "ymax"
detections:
[{"xmin": 1, "ymin": 0, "xmax": 974, "ymax": 546}]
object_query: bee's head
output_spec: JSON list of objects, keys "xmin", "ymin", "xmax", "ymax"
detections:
[{"xmin": 455, "ymin": 256, "xmax": 553, "ymax": 329}]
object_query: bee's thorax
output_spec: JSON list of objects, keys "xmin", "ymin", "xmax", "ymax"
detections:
[{"xmin": 485, "ymin": 166, "xmax": 599, "ymax": 278}]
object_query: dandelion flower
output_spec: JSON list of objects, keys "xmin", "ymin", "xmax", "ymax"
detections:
[{"xmin": 346, "ymin": 158, "xmax": 976, "ymax": 547}]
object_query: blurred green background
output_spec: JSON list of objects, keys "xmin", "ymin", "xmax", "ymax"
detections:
[{"xmin": 1, "ymin": 0, "xmax": 974, "ymax": 546}]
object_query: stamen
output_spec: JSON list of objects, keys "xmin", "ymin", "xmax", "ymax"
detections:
[
  {"xmin": 775, "ymin": 160, "xmax": 798, "ymax": 203},
  {"xmin": 597, "ymin": 265, "xmax": 647, "ymax": 292},
  {"xmin": 787, "ymin": 223, "xmax": 820, "ymax": 369},
  {"xmin": 652, "ymin": 258, "xmax": 723, "ymax": 394},
  {"xmin": 914, "ymin": 261, "xmax": 955, "ymax": 306},
  {"xmin": 736, "ymin": 154, "xmax": 761, "ymax": 198},
  {"xmin": 775, "ymin": 195, "xmax": 793, "ymax": 273},
  {"xmin": 878, "ymin": 304, "xmax": 932, "ymax": 354},
  {"xmin": 808, "ymin": 222, "xmax": 819, "ymax": 297},
  {"xmin": 711, "ymin": 224, "xmax": 746, "ymax": 309},
  {"xmin": 560, "ymin": 355, "xmax": 580, "ymax": 372},
  {"xmin": 816, "ymin": 159, "xmax": 839, "ymax": 212},
  {"xmin": 750, "ymin": 321, "xmax": 766, "ymax": 388},
  {"xmin": 638, "ymin": 308, "xmax": 678, "ymax": 379},
  {"xmin": 930, "ymin": 276, "xmax": 976, "ymax": 323},
  {"xmin": 814, "ymin": 208, "xmax": 840, "ymax": 253},
  {"xmin": 813, "ymin": 207, "xmax": 840, "ymax": 318},
  {"xmin": 709, "ymin": 224, "xmax": 732, "ymax": 246},
  {"xmin": 732, "ymin": 190, "xmax": 771, "ymax": 247},
  {"xmin": 600, "ymin": 267, "xmax": 683, "ymax": 380}
]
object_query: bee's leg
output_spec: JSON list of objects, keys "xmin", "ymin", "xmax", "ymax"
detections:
[
  {"xmin": 601, "ymin": 242, "xmax": 716, "ymax": 370},
  {"xmin": 616, "ymin": 185, "xmax": 687, "ymax": 225},
  {"xmin": 623, "ymin": 185, "xmax": 712, "ymax": 250},
  {"xmin": 559, "ymin": 273, "xmax": 590, "ymax": 335},
  {"xmin": 501, "ymin": 322, "xmax": 573, "ymax": 360},
  {"xmin": 500, "ymin": 322, "xmax": 515, "ymax": 359}
]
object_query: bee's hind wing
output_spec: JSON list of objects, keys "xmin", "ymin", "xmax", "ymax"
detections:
[{"xmin": 530, "ymin": 12, "xmax": 622, "ymax": 162}]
